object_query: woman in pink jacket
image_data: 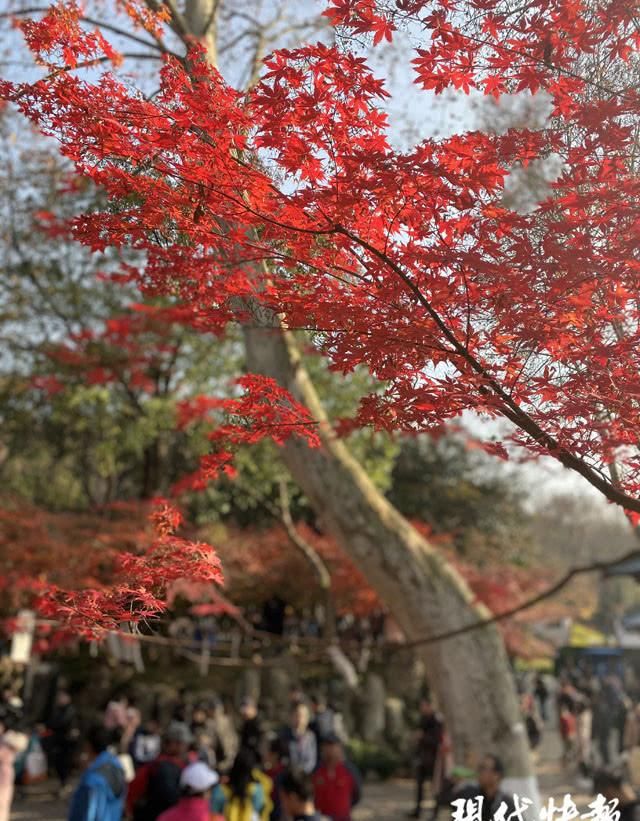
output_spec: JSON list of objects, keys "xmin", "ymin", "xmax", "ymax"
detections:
[{"xmin": 158, "ymin": 761, "xmax": 219, "ymax": 821}]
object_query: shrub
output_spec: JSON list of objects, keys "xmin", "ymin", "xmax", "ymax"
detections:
[{"xmin": 347, "ymin": 739, "xmax": 400, "ymax": 781}]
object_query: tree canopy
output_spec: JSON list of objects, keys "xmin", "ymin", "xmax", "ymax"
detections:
[{"xmin": 3, "ymin": 0, "xmax": 640, "ymax": 640}]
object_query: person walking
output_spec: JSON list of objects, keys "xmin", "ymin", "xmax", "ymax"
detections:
[
  {"xmin": 309, "ymin": 697, "xmax": 335, "ymax": 749},
  {"xmin": 521, "ymin": 692, "xmax": 542, "ymax": 751},
  {"xmin": 239, "ymin": 698, "xmax": 263, "ymax": 765},
  {"xmin": 0, "ymin": 720, "xmax": 28, "ymax": 821},
  {"xmin": 157, "ymin": 761, "xmax": 219, "ymax": 821},
  {"xmin": 47, "ymin": 689, "xmax": 80, "ymax": 796},
  {"xmin": 534, "ymin": 674, "xmax": 549, "ymax": 722},
  {"xmin": 575, "ymin": 700, "xmax": 593, "ymax": 777},
  {"xmin": 68, "ymin": 725, "xmax": 126, "ymax": 821},
  {"xmin": 312, "ymin": 734, "xmax": 360, "ymax": 821},
  {"xmin": 592, "ymin": 688, "xmax": 613, "ymax": 765},
  {"xmin": 264, "ymin": 737, "xmax": 288, "ymax": 821},
  {"xmin": 625, "ymin": 703, "xmax": 640, "ymax": 786},
  {"xmin": 130, "ymin": 720, "xmax": 162, "ymax": 770},
  {"xmin": 127, "ymin": 722, "xmax": 191, "ymax": 821},
  {"xmin": 614, "ymin": 680, "xmax": 632, "ymax": 756},
  {"xmin": 408, "ymin": 700, "xmax": 443, "ymax": 819},
  {"xmin": 559, "ymin": 704, "xmax": 577, "ymax": 767}
]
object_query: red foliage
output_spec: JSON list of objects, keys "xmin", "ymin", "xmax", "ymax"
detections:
[
  {"xmin": 215, "ymin": 523, "xmax": 383, "ymax": 617},
  {"xmin": 4, "ymin": 1, "xmax": 640, "ymax": 514},
  {"xmin": 0, "ymin": 500, "xmax": 221, "ymax": 636},
  {"xmin": 174, "ymin": 376, "xmax": 320, "ymax": 492},
  {"xmin": 215, "ymin": 520, "xmax": 556, "ymax": 656}
]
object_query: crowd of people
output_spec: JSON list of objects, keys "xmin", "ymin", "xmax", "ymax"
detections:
[
  {"xmin": 516, "ymin": 665, "xmax": 640, "ymax": 780},
  {"xmin": 0, "ymin": 684, "xmax": 362, "ymax": 821},
  {"xmin": 4, "ymin": 663, "xmax": 640, "ymax": 821},
  {"xmin": 406, "ymin": 665, "xmax": 640, "ymax": 821}
]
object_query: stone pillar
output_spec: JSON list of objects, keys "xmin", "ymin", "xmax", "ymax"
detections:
[{"xmin": 361, "ymin": 672, "xmax": 386, "ymax": 742}]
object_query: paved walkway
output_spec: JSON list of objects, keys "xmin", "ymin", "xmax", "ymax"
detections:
[{"xmin": 10, "ymin": 725, "xmax": 594, "ymax": 820}]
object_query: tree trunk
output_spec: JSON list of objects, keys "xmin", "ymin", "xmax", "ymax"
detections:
[{"xmin": 243, "ymin": 323, "xmax": 536, "ymax": 795}]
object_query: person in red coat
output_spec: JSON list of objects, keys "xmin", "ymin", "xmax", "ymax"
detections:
[{"xmin": 312, "ymin": 734, "xmax": 361, "ymax": 821}]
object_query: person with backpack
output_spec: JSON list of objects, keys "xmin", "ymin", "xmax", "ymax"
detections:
[
  {"xmin": 211, "ymin": 748, "xmax": 265, "ymax": 821},
  {"xmin": 68, "ymin": 725, "xmax": 126, "ymax": 821},
  {"xmin": 127, "ymin": 722, "xmax": 192, "ymax": 821}
]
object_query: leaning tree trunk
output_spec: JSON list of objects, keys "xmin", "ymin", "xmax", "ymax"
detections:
[
  {"xmin": 244, "ymin": 323, "xmax": 536, "ymax": 798},
  {"xmin": 183, "ymin": 1, "xmax": 536, "ymax": 801}
]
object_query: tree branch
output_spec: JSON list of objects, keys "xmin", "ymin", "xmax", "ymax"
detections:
[
  {"xmin": 278, "ymin": 479, "xmax": 336, "ymax": 640},
  {"xmin": 395, "ymin": 547, "xmax": 640, "ymax": 652},
  {"xmin": 334, "ymin": 224, "xmax": 640, "ymax": 515}
]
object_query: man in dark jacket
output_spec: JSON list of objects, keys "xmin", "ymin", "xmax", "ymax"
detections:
[
  {"xmin": 593, "ymin": 769, "xmax": 640, "ymax": 821},
  {"xmin": 239, "ymin": 697, "xmax": 264, "ymax": 764},
  {"xmin": 452, "ymin": 755, "xmax": 515, "ymax": 821},
  {"xmin": 409, "ymin": 700, "xmax": 443, "ymax": 819},
  {"xmin": 68, "ymin": 725, "xmax": 125, "ymax": 821}
]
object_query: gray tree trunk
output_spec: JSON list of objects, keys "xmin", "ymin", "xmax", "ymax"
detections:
[{"xmin": 244, "ymin": 324, "xmax": 535, "ymax": 790}]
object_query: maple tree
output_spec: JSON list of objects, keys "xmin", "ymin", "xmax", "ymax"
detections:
[
  {"xmin": 0, "ymin": 491, "xmax": 557, "ymax": 658},
  {"xmin": 215, "ymin": 519, "xmax": 565, "ymax": 658},
  {"xmin": 4, "ymin": 0, "xmax": 640, "ymax": 510},
  {"xmin": 4, "ymin": 0, "xmax": 640, "ymax": 783}
]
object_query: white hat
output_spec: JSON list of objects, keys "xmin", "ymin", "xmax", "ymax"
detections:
[{"xmin": 180, "ymin": 761, "xmax": 219, "ymax": 793}]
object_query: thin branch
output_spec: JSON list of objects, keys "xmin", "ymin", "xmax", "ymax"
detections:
[
  {"xmin": 81, "ymin": 14, "xmax": 167, "ymax": 53},
  {"xmin": 0, "ymin": 8, "xmax": 170, "ymax": 54},
  {"xmin": 202, "ymin": 0, "xmax": 221, "ymax": 37},
  {"xmin": 395, "ymin": 546, "xmax": 640, "ymax": 652},
  {"xmin": 278, "ymin": 479, "xmax": 332, "ymax": 593}
]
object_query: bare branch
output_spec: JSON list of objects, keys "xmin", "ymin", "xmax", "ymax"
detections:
[{"xmin": 396, "ymin": 547, "xmax": 640, "ymax": 652}]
